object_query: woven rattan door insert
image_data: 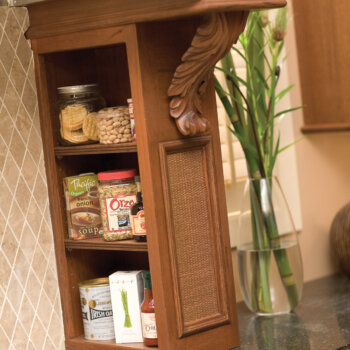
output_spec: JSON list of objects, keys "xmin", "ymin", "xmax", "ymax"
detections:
[{"xmin": 160, "ymin": 136, "xmax": 230, "ymax": 338}]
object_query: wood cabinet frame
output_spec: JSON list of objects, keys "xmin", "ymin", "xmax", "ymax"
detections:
[{"xmin": 26, "ymin": 1, "xmax": 286, "ymax": 349}]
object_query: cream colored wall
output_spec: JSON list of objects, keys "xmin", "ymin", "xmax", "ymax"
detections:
[
  {"xmin": 286, "ymin": 0, "xmax": 348, "ymax": 282},
  {"xmin": 232, "ymin": 2, "xmax": 347, "ymax": 302},
  {"xmin": 0, "ymin": 7, "xmax": 64, "ymax": 349}
]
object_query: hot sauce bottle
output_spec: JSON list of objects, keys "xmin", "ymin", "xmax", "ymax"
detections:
[
  {"xmin": 131, "ymin": 176, "xmax": 147, "ymax": 242},
  {"xmin": 141, "ymin": 272, "xmax": 158, "ymax": 347}
]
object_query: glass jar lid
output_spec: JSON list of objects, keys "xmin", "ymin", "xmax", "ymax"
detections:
[{"xmin": 57, "ymin": 84, "xmax": 99, "ymax": 95}]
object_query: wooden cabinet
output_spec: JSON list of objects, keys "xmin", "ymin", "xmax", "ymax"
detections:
[
  {"xmin": 26, "ymin": 1, "xmax": 285, "ymax": 349},
  {"xmin": 293, "ymin": 0, "xmax": 350, "ymax": 132}
]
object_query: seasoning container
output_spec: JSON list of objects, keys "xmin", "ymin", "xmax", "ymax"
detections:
[
  {"xmin": 79, "ymin": 277, "xmax": 115, "ymax": 341},
  {"xmin": 57, "ymin": 84, "xmax": 105, "ymax": 145},
  {"xmin": 141, "ymin": 272, "xmax": 158, "ymax": 347},
  {"xmin": 127, "ymin": 98, "xmax": 136, "ymax": 141},
  {"xmin": 98, "ymin": 169, "xmax": 137, "ymax": 241},
  {"xmin": 130, "ymin": 176, "xmax": 146, "ymax": 242},
  {"xmin": 96, "ymin": 106, "xmax": 132, "ymax": 144}
]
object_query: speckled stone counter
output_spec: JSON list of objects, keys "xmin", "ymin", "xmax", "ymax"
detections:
[{"xmin": 237, "ymin": 274, "xmax": 350, "ymax": 350}]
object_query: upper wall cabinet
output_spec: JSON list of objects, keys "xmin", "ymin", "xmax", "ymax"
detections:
[{"xmin": 293, "ymin": 0, "xmax": 350, "ymax": 133}]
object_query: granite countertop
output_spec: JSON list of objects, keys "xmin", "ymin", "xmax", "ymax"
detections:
[{"xmin": 237, "ymin": 274, "xmax": 350, "ymax": 350}]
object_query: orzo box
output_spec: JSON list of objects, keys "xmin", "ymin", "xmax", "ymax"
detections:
[{"xmin": 64, "ymin": 173, "xmax": 101, "ymax": 240}]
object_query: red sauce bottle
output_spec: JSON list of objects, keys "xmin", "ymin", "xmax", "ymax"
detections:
[{"xmin": 140, "ymin": 272, "xmax": 158, "ymax": 347}]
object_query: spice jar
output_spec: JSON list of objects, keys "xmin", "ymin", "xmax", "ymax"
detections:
[
  {"xmin": 98, "ymin": 169, "xmax": 137, "ymax": 241},
  {"xmin": 95, "ymin": 106, "xmax": 132, "ymax": 144},
  {"xmin": 57, "ymin": 84, "xmax": 105, "ymax": 145}
]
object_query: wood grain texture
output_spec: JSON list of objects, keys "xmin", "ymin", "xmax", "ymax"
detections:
[
  {"xmin": 168, "ymin": 11, "xmax": 248, "ymax": 136},
  {"xmin": 66, "ymin": 336, "xmax": 149, "ymax": 349},
  {"xmin": 293, "ymin": 0, "xmax": 350, "ymax": 130},
  {"xmin": 26, "ymin": 0, "xmax": 286, "ymax": 39},
  {"xmin": 131, "ymin": 18, "xmax": 240, "ymax": 349},
  {"xmin": 301, "ymin": 123, "xmax": 350, "ymax": 133},
  {"xmin": 64, "ymin": 238, "xmax": 147, "ymax": 252},
  {"xmin": 54, "ymin": 142, "xmax": 137, "ymax": 156}
]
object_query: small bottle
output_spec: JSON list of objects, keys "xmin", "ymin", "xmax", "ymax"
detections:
[
  {"xmin": 141, "ymin": 272, "xmax": 158, "ymax": 347},
  {"xmin": 130, "ymin": 176, "xmax": 147, "ymax": 242}
]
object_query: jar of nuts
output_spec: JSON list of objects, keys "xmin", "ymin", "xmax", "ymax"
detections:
[
  {"xmin": 96, "ymin": 107, "xmax": 133, "ymax": 144},
  {"xmin": 57, "ymin": 84, "xmax": 105, "ymax": 145},
  {"xmin": 97, "ymin": 169, "xmax": 137, "ymax": 241}
]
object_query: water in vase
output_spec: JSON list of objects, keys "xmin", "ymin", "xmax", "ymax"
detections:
[{"xmin": 238, "ymin": 241, "xmax": 303, "ymax": 315}]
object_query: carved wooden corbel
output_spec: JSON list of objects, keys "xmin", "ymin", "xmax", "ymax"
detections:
[{"xmin": 168, "ymin": 11, "xmax": 249, "ymax": 136}]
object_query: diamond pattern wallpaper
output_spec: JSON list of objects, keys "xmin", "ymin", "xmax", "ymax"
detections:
[{"xmin": 0, "ymin": 6, "xmax": 65, "ymax": 349}]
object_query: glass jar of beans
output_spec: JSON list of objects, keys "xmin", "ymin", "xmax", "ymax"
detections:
[
  {"xmin": 97, "ymin": 169, "xmax": 137, "ymax": 241},
  {"xmin": 95, "ymin": 106, "xmax": 132, "ymax": 144}
]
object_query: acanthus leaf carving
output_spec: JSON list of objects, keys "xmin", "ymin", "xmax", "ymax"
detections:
[{"xmin": 168, "ymin": 11, "xmax": 249, "ymax": 136}]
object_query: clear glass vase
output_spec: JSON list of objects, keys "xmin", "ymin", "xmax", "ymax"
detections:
[{"xmin": 237, "ymin": 177, "xmax": 303, "ymax": 315}]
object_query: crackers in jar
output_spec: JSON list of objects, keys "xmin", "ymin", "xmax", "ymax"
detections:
[{"xmin": 57, "ymin": 84, "xmax": 105, "ymax": 145}]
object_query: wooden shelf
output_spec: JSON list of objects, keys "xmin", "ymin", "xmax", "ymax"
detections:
[
  {"xmin": 66, "ymin": 336, "xmax": 153, "ymax": 350},
  {"xmin": 301, "ymin": 123, "xmax": 350, "ymax": 134},
  {"xmin": 54, "ymin": 142, "xmax": 137, "ymax": 156},
  {"xmin": 64, "ymin": 238, "xmax": 147, "ymax": 252}
]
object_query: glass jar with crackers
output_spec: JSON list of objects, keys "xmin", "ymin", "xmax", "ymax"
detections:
[
  {"xmin": 96, "ymin": 106, "xmax": 132, "ymax": 144},
  {"xmin": 57, "ymin": 84, "xmax": 105, "ymax": 145}
]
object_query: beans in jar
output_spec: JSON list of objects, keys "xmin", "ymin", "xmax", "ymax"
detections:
[
  {"xmin": 96, "ymin": 107, "xmax": 132, "ymax": 144},
  {"xmin": 98, "ymin": 169, "xmax": 137, "ymax": 241}
]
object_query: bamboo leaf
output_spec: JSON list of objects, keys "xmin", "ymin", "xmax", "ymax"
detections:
[
  {"xmin": 268, "ymin": 133, "xmax": 280, "ymax": 177},
  {"xmin": 275, "ymin": 84, "xmax": 294, "ymax": 103},
  {"xmin": 228, "ymin": 125, "xmax": 259, "ymax": 159},
  {"xmin": 215, "ymin": 66, "xmax": 251, "ymax": 92},
  {"xmin": 277, "ymin": 136, "xmax": 305, "ymax": 154},
  {"xmin": 276, "ymin": 40, "xmax": 285, "ymax": 58},
  {"xmin": 254, "ymin": 66, "xmax": 269, "ymax": 91},
  {"xmin": 231, "ymin": 46, "xmax": 248, "ymax": 64},
  {"xmin": 214, "ymin": 77, "xmax": 236, "ymax": 118},
  {"xmin": 274, "ymin": 105, "xmax": 305, "ymax": 118}
]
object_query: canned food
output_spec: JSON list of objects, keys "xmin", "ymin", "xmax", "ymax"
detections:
[{"xmin": 79, "ymin": 278, "xmax": 115, "ymax": 341}]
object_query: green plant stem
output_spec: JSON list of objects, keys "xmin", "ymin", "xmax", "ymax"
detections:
[{"xmin": 251, "ymin": 178, "xmax": 299, "ymax": 310}]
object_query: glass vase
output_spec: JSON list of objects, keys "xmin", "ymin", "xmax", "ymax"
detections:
[{"xmin": 237, "ymin": 177, "xmax": 303, "ymax": 315}]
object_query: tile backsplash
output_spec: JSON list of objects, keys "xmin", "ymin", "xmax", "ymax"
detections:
[{"xmin": 0, "ymin": 6, "xmax": 64, "ymax": 350}]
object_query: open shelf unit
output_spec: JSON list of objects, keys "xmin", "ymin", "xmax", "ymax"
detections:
[
  {"xmin": 33, "ymin": 32, "xmax": 150, "ymax": 349},
  {"xmin": 24, "ymin": 0, "xmax": 289, "ymax": 347}
]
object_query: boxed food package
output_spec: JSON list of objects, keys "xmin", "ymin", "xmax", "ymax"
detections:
[
  {"xmin": 64, "ymin": 173, "xmax": 102, "ymax": 240},
  {"xmin": 109, "ymin": 271, "xmax": 144, "ymax": 343}
]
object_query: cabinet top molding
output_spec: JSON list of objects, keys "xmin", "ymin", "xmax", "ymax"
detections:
[{"xmin": 25, "ymin": 0, "xmax": 286, "ymax": 39}]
